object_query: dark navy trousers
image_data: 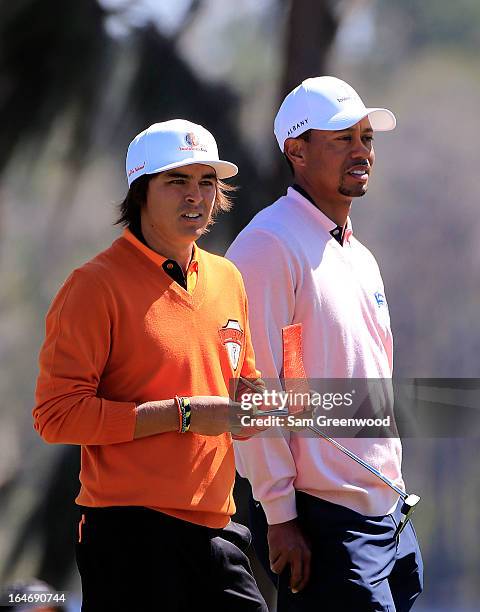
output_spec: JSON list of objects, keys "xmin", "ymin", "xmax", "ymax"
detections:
[
  {"xmin": 76, "ymin": 505, "xmax": 268, "ymax": 612},
  {"xmin": 249, "ymin": 491, "xmax": 423, "ymax": 611}
]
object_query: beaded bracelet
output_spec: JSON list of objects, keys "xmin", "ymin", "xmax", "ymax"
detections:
[
  {"xmin": 175, "ymin": 396, "xmax": 191, "ymax": 433},
  {"xmin": 175, "ymin": 396, "xmax": 183, "ymax": 433}
]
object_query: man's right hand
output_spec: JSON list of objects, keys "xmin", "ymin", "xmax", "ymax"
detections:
[{"xmin": 267, "ymin": 519, "xmax": 311, "ymax": 594}]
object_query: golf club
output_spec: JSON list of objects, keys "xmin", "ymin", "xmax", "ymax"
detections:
[{"xmin": 237, "ymin": 322, "xmax": 421, "ymax": 537}]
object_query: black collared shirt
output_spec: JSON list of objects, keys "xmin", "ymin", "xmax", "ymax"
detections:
[
  {"xmin": 162, "ymin": 259, "xmax": 188, "ymax": 290},
  {"xmin": 292, "ymin": 184, "xmax": 346, "ymax": 246},
  {"xmin": 130, "ymin": 225, "xmax": 190, "ymax": 290}
]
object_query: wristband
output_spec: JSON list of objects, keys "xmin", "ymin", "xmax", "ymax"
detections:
[
  {"xmin": 175, "ymin": 396, "xmax": 191, "ymax": 433},
  {"xmin": 175, "ymin": 396, "xmax": 183, "ymax": 433}
]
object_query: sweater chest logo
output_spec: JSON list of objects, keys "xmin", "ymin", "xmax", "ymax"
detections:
[
  {"xmin": 219, "ymin": 320, "xmax": 243, "ymax": 371},
  {"xmin": 374, "ymin": 292, "xmax": 386, "ymax": 307}
]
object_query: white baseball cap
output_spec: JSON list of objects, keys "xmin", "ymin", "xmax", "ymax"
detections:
[
  {"xmin": 126, "ymin": 119, "xmax": 238, "ymax": 186},
  {"xmin": 274, "ymin": 76, "xmax": 396, "ymax": 151}
]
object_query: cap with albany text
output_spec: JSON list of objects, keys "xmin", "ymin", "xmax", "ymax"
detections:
[
  {"xmin": 126, "ymin": 119, "xmax": 238, "ymax": 186},
  {"xmin": 274, "ymin": 76, "xmax": 396, "ymax": 151}
]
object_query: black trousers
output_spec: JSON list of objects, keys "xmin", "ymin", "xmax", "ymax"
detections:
[
  {"xmin": 75, "ymin": 506, "xmax": 268, "ymax": 612},
  {"xmin": 249, "ymin": 492, "xmax": 423, "ymax": 612}
]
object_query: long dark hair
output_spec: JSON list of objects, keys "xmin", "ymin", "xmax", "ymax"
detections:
[{"xmin": 115, "ymin": 173, "xmax": 236, "ymax": 234}]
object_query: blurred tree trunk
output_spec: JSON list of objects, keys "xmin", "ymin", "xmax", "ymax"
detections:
[
  {"xmin": 269, "ymin": 0, "xmax": 342, "ymax": 198},
  {"xmin": 281, "ymin": 0, "xmax": 339, "ymax": 95},
  {"xmin": 234, "ymin": 1, "xmax": 346, "ymax": 607}
]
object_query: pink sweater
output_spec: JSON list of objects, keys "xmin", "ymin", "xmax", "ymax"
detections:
[{"xmin": 227, "ymin": 187, "xmax": 403, "ymax": 524}]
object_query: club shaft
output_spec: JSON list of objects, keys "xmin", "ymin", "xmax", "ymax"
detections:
[
  {"xmin": 307, "ymin": 423, "xmax": 407, "ymax": 499},
  {"xmin": 238, "ymin": 377, "xmax": 406, "ymax": 500}
]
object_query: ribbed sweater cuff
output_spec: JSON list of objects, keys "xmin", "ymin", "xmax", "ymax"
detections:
[{"xmin": 261, "ymin": 489, "xmax": 298, "ymax": 525}]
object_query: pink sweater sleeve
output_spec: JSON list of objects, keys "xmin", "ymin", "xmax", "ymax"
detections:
[
  {"xmin": 33, "ymin": 270, "xmax": 136, "ymax": 445},
  {"xmin": 227, "ymin": 230, "xmax": 300, "ymax": 524}
]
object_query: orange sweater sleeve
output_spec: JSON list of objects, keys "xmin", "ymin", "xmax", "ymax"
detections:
[{"xmin": 33, "ymin": 269, "xmax": 136, "ymax": 445}]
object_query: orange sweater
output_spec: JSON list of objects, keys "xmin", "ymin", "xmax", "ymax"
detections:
[{"xmin": 33, "ymin": 229, "xmax": 260, "ymax": 528}]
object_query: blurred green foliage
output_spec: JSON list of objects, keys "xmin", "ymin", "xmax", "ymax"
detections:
[{"xmin": 380, "ymin": 0, "xmax": 480, "ymax": 50}]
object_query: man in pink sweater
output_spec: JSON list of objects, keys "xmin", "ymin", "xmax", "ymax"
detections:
[{"xmin": 227, "ymin": 77, "xmax": 423, "ymax": 611}]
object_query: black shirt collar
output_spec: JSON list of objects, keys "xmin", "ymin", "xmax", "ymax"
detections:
[
  {"xmin": 162, "ymin": 259, "xmax": 188, "ymax": 290},
  {"xmin": 129, "ymin": 224, "xmax": 189, "ymax": 289},
  {"xmin": 291, "ymin": 184, "xmax": 346, "ymax": 246}
]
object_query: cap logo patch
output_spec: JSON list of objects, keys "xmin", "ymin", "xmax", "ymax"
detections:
[
  {"xmin": 219, "ymin": 319, "xmax": 244, "ymax": 371},
  {"xmin": 185, "ymin": 132, "xmax": 199, "ymax": 147},
  {"xmin": 287, "ymin": 117, "xmax": 308, "ymax": 137},
  {"xmin": 180, "ymin": 132, "xmax": 208, "ymax": 153}
]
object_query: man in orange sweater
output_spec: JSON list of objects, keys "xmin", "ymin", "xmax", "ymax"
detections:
[{"xmin": 33, "ymin": 119, "xmax": 268, "ymax": 612}]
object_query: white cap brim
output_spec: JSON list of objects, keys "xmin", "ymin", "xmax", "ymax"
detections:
[
  {"xmin": 328, "ymin": 107, "xmax": 396, "ymax": 131},
  {"xmin": 144, "ymin": 159, "xmax": 238, "ymax": 181}
]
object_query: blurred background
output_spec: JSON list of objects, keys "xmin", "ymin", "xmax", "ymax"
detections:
[{"xmin": 0, "ymin": 0, "xmax": 479, "ymax": 610}]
